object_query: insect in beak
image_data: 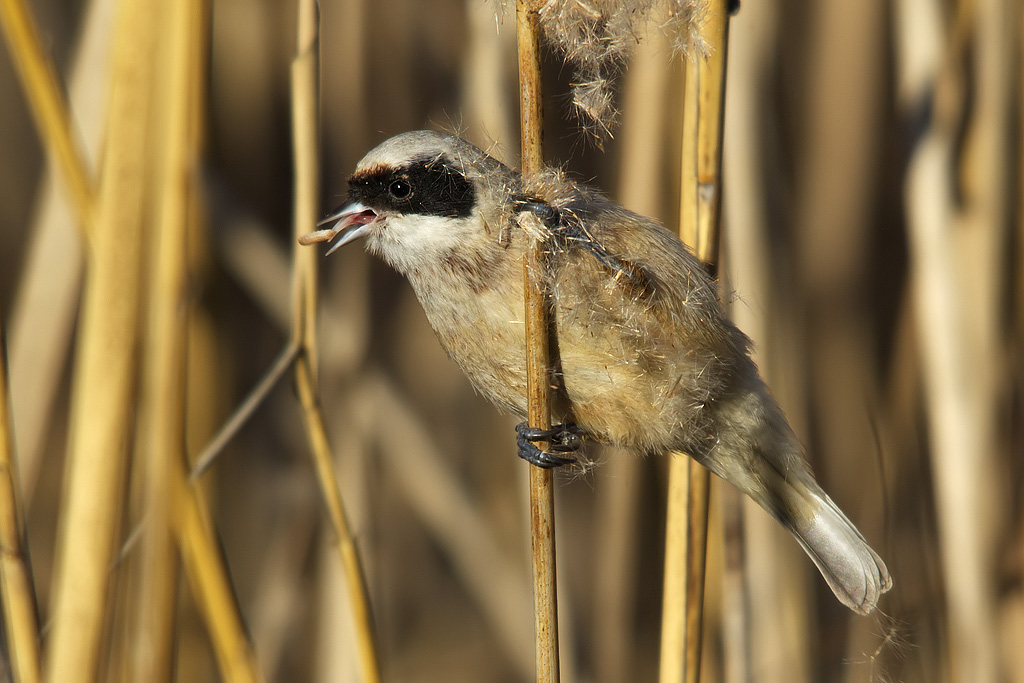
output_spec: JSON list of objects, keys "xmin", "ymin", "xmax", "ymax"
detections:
[{"xmin": 299, "ymin": 202, "xmax": 379, "ymax": 255}]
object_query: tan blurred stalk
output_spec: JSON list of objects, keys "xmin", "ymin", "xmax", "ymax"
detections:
[
  {"xmin": 173, "ymin": 466, "xmax": 266, "ymax": 683},
  {"xmin": 6, "ymin": 0, "xmax": 112, "ymax": 502},
  {"xmin": 0, "ymin": 0, "xmax": 94, "ymax": 238},
  {"xmin": 290, "ymin": 2, "xmax": 381, "ymax": 681},
  {"xmin": 720, "ymin": 2, "xmax": 808, "ymax": 681},
  {"xmin": 792, "ymin": 15, "xmax": 886, "ymax": 674},
  {"xmin": 660, "ymin": 4, "xmax": 729, "ymax": 683},
  {"xmin": 41, "ymin": 0, "xmax": 158, "ymax": 680},
  {"xmin": 128, "ymin": 0, "xmax": 206, "ymax": 679},
  {"xmin": 190, "ymin": 341, "xmax": 300, "ymax": 481},
  {"xmin": 0, "ymin": 319, "xmax": 41, "ymax": 683},
  {"xmin": 1020, "ymin": 0, "xmax": 1024, "ymax": 369},
  {"xmin": 724, "ymin": 1, "xmax": 818, "ymax": 680},
  {"xmin": 369, "ymin": 372, "xmax": 535, "ymax": 678},
  {"xmin": 592, "ymin": 29, "xmax": 675, "ymax": 678},
  {"xmin": 897, "ymin": 0, "xmax": 1007, "ymax": 680},
  {"xmin": 601, "ymin": 32, "xmax": 672, "ymax": 674},
  {"xmin": 660, "ymin": 453, "xmax": 691, "ymax": 683},
  {"xmin": 462, "ymin": 0, "xmax": 515, "ymax": 158},
  {"xmin": 516, "ymin": 1, "xmax": 562, "ymax": 681},
  {"xmin": 320, "ymin": 0, "xmax": 368, "ymax": 163},
  {"xmin": 250, "ymin": 478, "xmax": 317, "ymax": 677},
  {"xmin": 293, "ymin": 362, "xmax": 381, "ymax": 683}
]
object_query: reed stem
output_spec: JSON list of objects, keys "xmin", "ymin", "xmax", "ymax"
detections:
[
  {"xmin": 660, "ymin": 4, "xmax": 731, "ymax": 683},
  {"xmin": 129, "ymin": 0, "xmax": 203, "ymax": 677},
  {"xmin": 0, "ymin": 320, "xmax": 41, "ymax": 683},
  {"xmin": 290, "ymin": 2, "xmax": 381, "ymax": 680},
  {"xmin": 516, "ymin": 2, "xmax": 561, "ymax": 681},
  {"xmin": 42, "ymin": 2, "xmax": 157, "ymax": 680}
]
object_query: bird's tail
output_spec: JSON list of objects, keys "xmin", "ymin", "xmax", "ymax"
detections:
[
  {"xmin": 775, "ymin": 473, "xmax": 892, "ymax": 614},
  {"xmin": 707, "ymin": 382, "xmax": 892, "ymax": 614}
]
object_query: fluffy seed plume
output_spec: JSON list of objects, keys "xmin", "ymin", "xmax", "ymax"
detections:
[{"xmin": 524, "ymin": 0, "xmax": 710, "ymax": 141}]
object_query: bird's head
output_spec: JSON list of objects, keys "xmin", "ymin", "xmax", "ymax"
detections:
[{"xmin": 301, "ymin": 131, "xmax": 518, "ymax": 275}]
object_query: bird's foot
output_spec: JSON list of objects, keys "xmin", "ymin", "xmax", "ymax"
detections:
[
  {"xmin": 517, "ymin": 199, "xmax": 561, "ymax": 229},
  {"xmin": 515, "ymin": 422, "xmax": 582, "ymax": 469}
]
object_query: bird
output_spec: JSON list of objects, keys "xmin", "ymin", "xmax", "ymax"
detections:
[{"xmin": 300, "ymin": 130, "xmax": 892, "ymax": 615}]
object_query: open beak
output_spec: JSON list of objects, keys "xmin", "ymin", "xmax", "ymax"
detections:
[{"xmin": 298, "ymin": 201, "xmax": 379, "ymax": 255}]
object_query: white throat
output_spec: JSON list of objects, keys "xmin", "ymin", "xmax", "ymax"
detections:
[{"xmin": 367, "ymin": 212, "xmax": 480, "ymax": 275}]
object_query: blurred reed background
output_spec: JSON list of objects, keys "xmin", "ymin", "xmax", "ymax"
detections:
[{"xmin": 0, "ymin": 0, "xmax": 1021, "ymax": 682}]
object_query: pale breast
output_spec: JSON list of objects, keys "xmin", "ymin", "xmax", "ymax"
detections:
[{"xmin": 409, "ymin": 263, "xmax": 533, "ymax": 418}]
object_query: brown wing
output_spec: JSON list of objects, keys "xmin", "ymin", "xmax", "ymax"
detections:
[{"xmin": 547, "ymin": 199, "xmax": 748, "ymax": 454}]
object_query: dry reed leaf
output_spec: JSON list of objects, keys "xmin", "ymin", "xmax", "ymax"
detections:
[
  {"xmin": 6, "ymin": 0, "xmax": 113, "ymax": 503},
  {"xmin": 0, "ymin": 0, "xmax": 95, "ymax": 236}
]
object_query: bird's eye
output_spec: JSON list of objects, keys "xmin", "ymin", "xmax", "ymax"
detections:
[{"xmin": 388, "ymin": 179, "xmax": 412, "ymax": 199}]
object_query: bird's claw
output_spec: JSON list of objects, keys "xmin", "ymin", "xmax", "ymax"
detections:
[
  {"xmin": 514, "ymin": 197, "xmax": 564, "ymax": 233},
  {"xmin": 515, "ymin": 422, "xmax": 582, "ymax": 469}
]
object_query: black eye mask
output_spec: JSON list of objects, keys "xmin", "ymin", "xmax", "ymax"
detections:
[{"xmin": 348, "ymin": 154, "xmax": 476, "ymax": 219}]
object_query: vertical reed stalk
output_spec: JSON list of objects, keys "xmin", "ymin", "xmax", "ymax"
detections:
[
  {"xmin": 661, "ymin": 4, "xmax": 730, "ymax": 683},
  {"xmin": 659, "ymin": 455, "xmax": 690, "ymax": 683},
  {"xmin": 682, "ymin": 467, "xmax": 710, "ymax": 683},
  {"xmin": 719, "ymin": 486, "xmax": 748, "ymax": 683},
  {"xmin": 1019, "ymin": 1, "xmax": 1024, "ymax": 367},
  {"xmin": 516, "ymin": 2, "xmax": 561, "ymax": 681},
  {"xmin": 0, "ymin": 322, "xmax": 41, "ymax": 683},
  {"xmin": 719, "ymin": 4, "xmax": 779, "ymax": 678},
  {"xmin": 42, "ymin": 1, "xmax": 157, "ymax": 680},
  {"xmin": 290, "ymin": 2, "xmax": 381, "ymax": 681},
  {"xmin": 897, "ymin": 0, "xmax": 1006, "ymax": 678},
  {"xmin": 130, "ymin": 0, "xmax": 205, "ymax": 678}
]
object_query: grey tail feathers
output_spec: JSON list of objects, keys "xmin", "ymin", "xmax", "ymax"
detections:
[
  {"xmin": 710, "ymin": 380, "xmax": 892, "ymax": 614},
  {"xmin": 782, "ymin": 479, "xmax": 893, "ymax": 614}
]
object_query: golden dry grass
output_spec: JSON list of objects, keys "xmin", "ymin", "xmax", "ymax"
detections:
[{"xmin": 0, "ymin": 1, "xmax": 1021, "ymax": 682}]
